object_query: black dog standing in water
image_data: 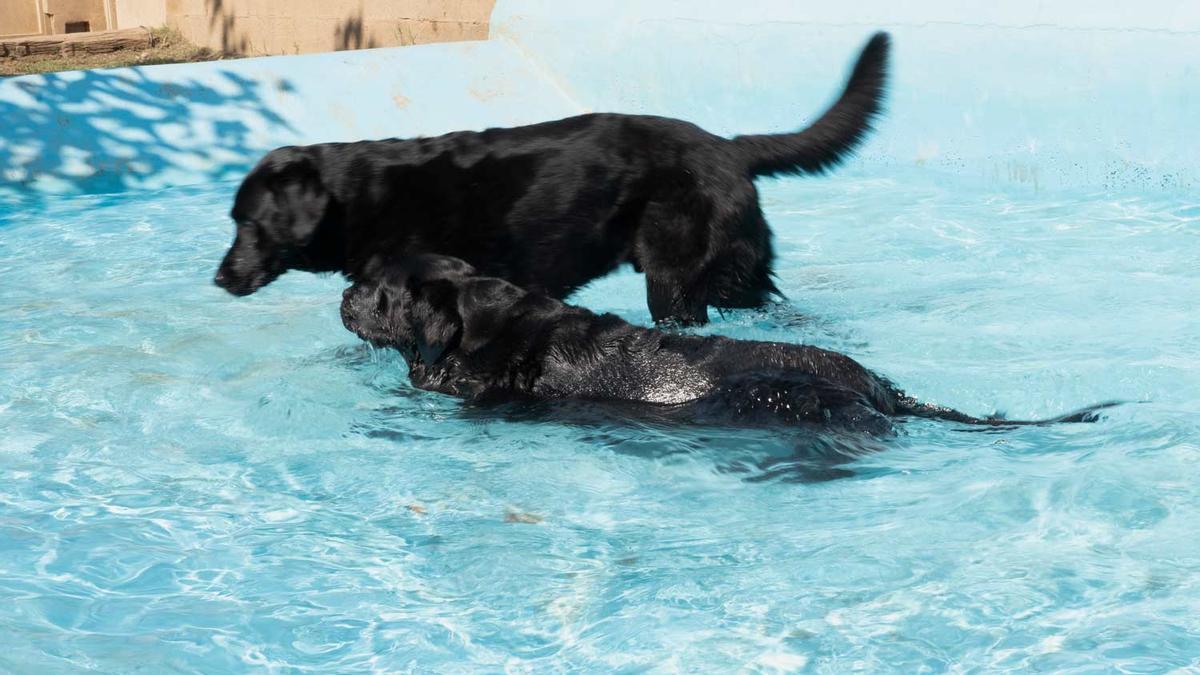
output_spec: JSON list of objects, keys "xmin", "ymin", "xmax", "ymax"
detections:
[
  {"xmin": 340, "ymin": 255, "xmax": 1115, "ymax": 436},
  {"xmin": 216, "ymin": 33, "xmax": 890, "ymax": 325}
]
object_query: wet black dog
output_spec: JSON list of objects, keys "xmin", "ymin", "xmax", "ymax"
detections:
[
  {"xmin": 340, "ymin": 254, "xmax": 1116, "ymax": 435},
  {"xmin": 216, "ymin": 33, "xmax": 891, "ymax": 325}
]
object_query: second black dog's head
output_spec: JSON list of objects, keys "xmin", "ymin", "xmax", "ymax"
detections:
[
  {"xmin": 215, "ymin": 147, "xmax": 343, "ymax": 296},
  {"xmin": 340, "ymin": 255, "xmax": 481, "ymax": 366}
]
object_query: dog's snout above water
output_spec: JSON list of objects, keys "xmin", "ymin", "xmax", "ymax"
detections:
[{"xmin": 340, "ymin": 283, "xmax": 370, "ymax": 333}]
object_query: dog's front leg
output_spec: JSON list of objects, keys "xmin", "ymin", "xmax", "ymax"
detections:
[{"xmin": 646, "ymin": 271, "xmax": 709, "ymax": 327}]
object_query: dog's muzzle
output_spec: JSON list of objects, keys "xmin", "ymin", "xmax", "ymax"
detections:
[{"xmin": 340, "ymin": 283, "xmax": 377, "ymax": 335}]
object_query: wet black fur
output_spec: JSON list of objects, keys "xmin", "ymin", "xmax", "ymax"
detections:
[
  {"xmin": 216, "ymin": 33, "xmax": 892, "ymax": 325},
  {"xmin": 340, "ymin": 254, "xmax": 1116, "ymax": 435}
]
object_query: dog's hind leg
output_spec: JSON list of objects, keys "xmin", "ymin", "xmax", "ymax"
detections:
[
  {"xmin": 686, "ymin": 370, "xmax": 896, "ymax": 435},
  {"xmin": 703, "ymin": 205, "xmax": 780, "ymax": 312},
  {"xmin": 636, "ymin": 199, "xmax": 715, "ymax": 325},
  {"xmin": 636, "ymin": 184, "xmax": 775, "ymax": 326}
]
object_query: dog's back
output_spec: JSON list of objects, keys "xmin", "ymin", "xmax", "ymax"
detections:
[
  {"xmin": 343, "ymin": 254, "xmax": 1117, "ymax": 432},
  {"xmin": 390, "ymin": 272, "xmax": 910, "ymax": 425}
]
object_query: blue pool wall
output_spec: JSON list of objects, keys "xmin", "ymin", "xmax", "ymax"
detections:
[
  {"xmin": 0, "ymin": 41, "xmax": 580, "ymax": 199},
  {"xmin": 490, "ymin": 0, "xmax": 1200, "ymax": 193},
  {"xmin": 1, "ymin": 0, "xmax": 1197, "ymax": 200}
]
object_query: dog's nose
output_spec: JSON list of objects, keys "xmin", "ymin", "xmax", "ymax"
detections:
[
  {"xmin": 214, "ymin": 269, "xmax": 227, "ymax": 287},
  {"xmin": 343, "ymin": 284, "xmax": 373, "ymax": 308}
]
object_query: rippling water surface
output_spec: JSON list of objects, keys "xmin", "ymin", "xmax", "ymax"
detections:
[{"xmin": 1, "ymin": 175, "xmax": 1198, "ymax": 672}]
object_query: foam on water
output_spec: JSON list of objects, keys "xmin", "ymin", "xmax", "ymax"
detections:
[{"xmin": 1, "ymin": 174, "xmax": 1198, "ymax": 671}]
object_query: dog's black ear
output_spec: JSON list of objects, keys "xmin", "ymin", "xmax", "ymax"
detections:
[
  {"xmin": 270, "ymin": 155, "xmax": 330, "ymax": 244},
  {"xmin": 407, "ymin": 279, "xmax": 463, "ymax": 365}
]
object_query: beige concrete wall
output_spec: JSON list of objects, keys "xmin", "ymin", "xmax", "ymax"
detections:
[
  {"xmin": 115, "ymin": 0, "xmax": 166, "ymax": 28},
  {"xmin": 44, "ymin": 0, "xmax": 112, "ymax": 33},
  {"xmin": 164, "ymin": 0, "xmax": 495, "ymax": 55},
  {"xmin": 1, "ymin": 1, "xmax": 44, "ymax": 37}
]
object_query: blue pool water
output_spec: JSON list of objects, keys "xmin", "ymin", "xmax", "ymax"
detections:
[{"xmin": 1, "ymin": 175, "xmax": 1198, "ymax": 672}]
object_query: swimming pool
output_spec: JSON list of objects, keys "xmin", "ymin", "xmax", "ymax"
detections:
[{"xmin": 2, "ymin": 171, "xmax": 1196, "ymax": 670}]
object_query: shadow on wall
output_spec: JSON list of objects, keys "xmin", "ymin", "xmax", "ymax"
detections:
[
  {"xmin": 200, "ymin": 0, "xmax": 391, "ymax": 54},
  {"xmin": 0, "ymin": 68, "xmax": 295, "ymax": 203},
  {"xmin": 334, "ymin": 12, "xmax": 378, "ymax": 51},
  {"xmin": 205, "ymin": 0, "xmax": 248, "ymax": 54}
]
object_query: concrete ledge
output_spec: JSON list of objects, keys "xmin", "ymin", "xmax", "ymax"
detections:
[
  {"xmin": 0, "ymin": 27, "xmax": 152, "ymax": 58},
  {"xmin": 166, "ymin": 0, "xmax": 496, "ymax": 56}
]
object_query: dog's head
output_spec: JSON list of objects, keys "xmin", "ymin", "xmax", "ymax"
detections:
[
  {"xmin": 215, "ymin": 147, "xmax": 341, "ymax": 296},
  {"xmin": 340, "ymin": 255, "xmax": 484, "ymax": 366}
]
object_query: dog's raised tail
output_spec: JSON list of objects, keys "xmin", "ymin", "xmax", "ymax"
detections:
[
  {"xmin": 898, "ymin": 398, "xmax": 1124, "ymax": 428},
  {"xmin": 732, "ymin": 31, "xmax": 890, "ymax": 178}
]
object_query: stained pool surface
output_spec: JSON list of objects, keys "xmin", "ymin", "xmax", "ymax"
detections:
[{"xmin": 1, "ymin": 175, "xmax": 1198, "ymax": 671}]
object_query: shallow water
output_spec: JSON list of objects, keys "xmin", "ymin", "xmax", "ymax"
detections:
[{"xmin": 1, "ymin": 175, "xmax": 1198, "ymax": 672}]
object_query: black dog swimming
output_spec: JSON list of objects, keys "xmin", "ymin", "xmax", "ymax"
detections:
[
  {"xmin": 340, "ymin": 254, "xmax": 1117, "ymax": 435},
  {"xmin": 216, "ymin": 33, "xmax": 891, "ymax": 325}
]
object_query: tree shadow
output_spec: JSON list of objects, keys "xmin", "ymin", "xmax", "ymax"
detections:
[
  {"xmin": 0, "ymin": 66, "xmax": 296, "ymax": 205},
  {"xmin": 334, "ymin": 13, "xmax": 379, "ymax": 51},
  {"xmin": 205, "ymin": 0, "xmax": 249, "ymax": 54}
]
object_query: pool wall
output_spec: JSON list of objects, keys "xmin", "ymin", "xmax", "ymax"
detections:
[
  {"xmin": 490, "ymin": 0, "xmax": 1200, "ymax": 193},
  {"xmin": 0, "ymin": 40, "xmax": 580, "ymax": 199},
  {"xmin": 2, "ymin": 0, "xmax": 1197, "ymax": 199}
]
